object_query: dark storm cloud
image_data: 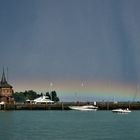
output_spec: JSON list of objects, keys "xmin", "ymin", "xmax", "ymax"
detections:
[{"xmin": 0, "ymin": 0, "xmax": 140, "ymax": 83}]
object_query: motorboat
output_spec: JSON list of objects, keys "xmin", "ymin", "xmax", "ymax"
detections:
[
  {"xmin": 112, "ymin": 108, "xmax": 131, "ymax": 113},
  {"xmin": 69, "ymin": 105, "xmax": 98, "ymax": 111}
]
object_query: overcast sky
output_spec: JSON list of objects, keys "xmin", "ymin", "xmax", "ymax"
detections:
[{"xmin": 0, "ymin": 0, "xmax": 140, "ymax": 100}]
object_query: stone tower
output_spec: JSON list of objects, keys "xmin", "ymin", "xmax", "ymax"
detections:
[{"xmin": 0, "ymin": 69, "xmax": 14, "ymax": 103}]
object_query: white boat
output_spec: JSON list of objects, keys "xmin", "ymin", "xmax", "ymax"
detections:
[
  {"xmin": 69, "ymin": 105, "xmax": 98, "ymax": 111},
  {"xmin": 112, "ymin": 108, "xmax": 131, "ymax": 113}
]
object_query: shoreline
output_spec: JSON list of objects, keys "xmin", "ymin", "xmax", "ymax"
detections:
[{"xmin": 1, "ymin": 102, "xmax": 140, "ymax": 110}]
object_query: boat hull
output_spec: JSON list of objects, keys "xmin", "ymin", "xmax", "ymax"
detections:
[
  {"xmin": 69, "ymin": 105, "xmax": 98, "ymax": 111},
  {"xmin": 112, "ymin": 108, "xmax": 131, "ymax": 113}
]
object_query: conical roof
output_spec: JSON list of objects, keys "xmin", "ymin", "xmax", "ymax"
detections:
[
  {"xmin": 1, "ymin": 70, "xmax": 7, "ymax": 84},
  {"xmin": 0, "ymin": 69, "xmax": 12, "ymax": 88}
]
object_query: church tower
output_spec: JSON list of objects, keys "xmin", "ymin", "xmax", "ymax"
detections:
[{"xmin": 0, "ymin": 69, "xmax": 14, "ymax": 103}]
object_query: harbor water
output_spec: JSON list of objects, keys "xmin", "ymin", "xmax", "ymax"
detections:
[{"xmin": 0, "ymin": 110, "xmax": 140, "ymax": 140}]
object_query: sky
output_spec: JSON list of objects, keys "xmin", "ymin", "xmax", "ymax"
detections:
[{"xmin": 0, "ymin": 0, "xmax": 140, "ymax": 101}]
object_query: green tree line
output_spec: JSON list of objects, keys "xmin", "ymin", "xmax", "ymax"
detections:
[{"xmin": 13, "ymin": 90, "xmax": 59, "ymax": 103}]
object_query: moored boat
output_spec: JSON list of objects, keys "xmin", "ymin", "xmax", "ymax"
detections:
[{"xmin": 69, "ymin": 105, "xmax": 98, "ymax": 111}]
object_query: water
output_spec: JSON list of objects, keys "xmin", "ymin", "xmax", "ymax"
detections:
[{"xmin": 0, "ymin": 110, "xmax": 140, "ymax": 140}]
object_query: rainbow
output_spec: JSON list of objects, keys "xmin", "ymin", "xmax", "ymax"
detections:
[{"xmin": 12, "ymin": 78, "xmax": 139, "ymax": 101}]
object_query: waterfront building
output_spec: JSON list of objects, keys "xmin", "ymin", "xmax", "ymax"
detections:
[{"xmin": 0, "ymin": 69, "xmax": 14, "ymax": 103}]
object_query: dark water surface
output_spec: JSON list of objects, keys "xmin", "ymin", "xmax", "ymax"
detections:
[{"xmin": 0, "ymin": 110, "xmax": 140, "ymax": 140}]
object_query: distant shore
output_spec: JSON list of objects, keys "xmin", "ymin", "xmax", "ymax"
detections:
[{"xmin": 1, "ymin": 102, "xmax": 140, "ymax": 110}]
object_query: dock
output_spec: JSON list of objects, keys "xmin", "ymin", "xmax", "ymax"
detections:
[{"xmin": 1, "ymin": 102, "xmax": 140, "ymax": 110}]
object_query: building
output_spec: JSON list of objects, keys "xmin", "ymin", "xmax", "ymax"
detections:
[{"xmin": 0, "ymin": 70, "xmax": 14, "ymax": 103}]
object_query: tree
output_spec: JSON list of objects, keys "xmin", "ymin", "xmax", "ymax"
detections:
[
  {"xmin": 26, "ymin": 90, "xmax": 38, "ymax": 100},
  {"xmin": 50, "ymin": 91, "xmax": 59, "ymax": 102},
  {"xmin": 13, "ymin": 90, "xmax": 38, "ymax": 102},
  {"xmin": 40, "ymin": 93, "xmax": 43, "ymax": 96},
  {"xmin": 46, "ymin": 92, "xmax": 51, "ymax": 99},
  {"xmin": 13, "ymin": 90, "xmax": 60, "ymax": 103},
  {"xmin": 13, "ymin": 92, "xmax": 25, "ymax": 102}
]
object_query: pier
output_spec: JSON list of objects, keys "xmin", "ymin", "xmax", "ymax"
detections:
[{"xmin": 1, "ymin": 102, "xmax": 140, "ymax": 111}]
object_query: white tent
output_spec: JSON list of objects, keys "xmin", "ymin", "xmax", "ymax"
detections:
[
  {"xmin": 34, "ymin": 96, "xmax": 54, "ymax": 104},
  {"xmin": 0, "ymin": 101, "xmax": 5, "ymax": 105}
]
